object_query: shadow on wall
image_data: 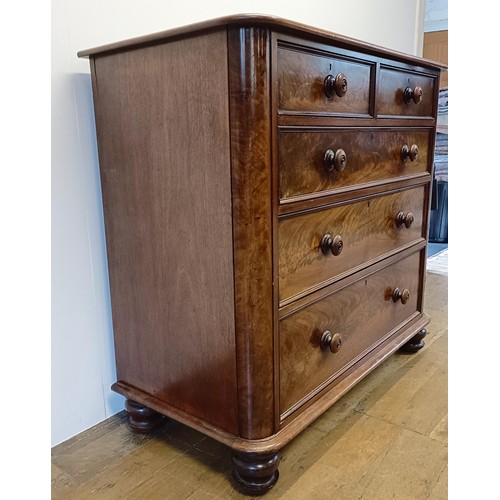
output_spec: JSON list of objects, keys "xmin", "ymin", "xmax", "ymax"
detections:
[
  {"xmin": 52, "ymin": 71, "xmax": 124, "ymax": 446},
  {"xmin": 72, "ymin": 71, "xmax": 124, "ymax": 416}
]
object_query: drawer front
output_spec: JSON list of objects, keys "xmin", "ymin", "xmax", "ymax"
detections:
[
  {"xmin": 280, "ymin": 250, "xmax": 422, "ymax": 418},
  {"xmin": 278, "ymin": 46, "xmax": 373, "ymax": 115},
  {"xmin": 279, "ymin": 128, "xmax": 431, "ymax": 201},
  {"xmin": 279, "ymin": 186, "xmax": 425, "ymax": 303},
  {"xmin": 377, "ymin": 67, "xmax": 436, "ymax": 118}
]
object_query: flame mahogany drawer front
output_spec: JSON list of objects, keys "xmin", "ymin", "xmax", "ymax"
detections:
[
  {"xmin": 278, "ymin": 185, "xmax": 426, "ymax": 304},
  {"xmin": 279, "ymin": 250, "xmax": 423, "ymax": 420},
  {"xmin": 377, "ymin": 67, "xmax": 436, "ymax": 118},
  {"xmin": 277, "ymin": 44, "xmax": 373, "ymax": 116},
  {"xmin": 279, "ymin": 128, "xmax": 432, "ymax": 202},
  {"xmin": 79, "ymin": 15, "xmax": 443, "ymax": 494}
]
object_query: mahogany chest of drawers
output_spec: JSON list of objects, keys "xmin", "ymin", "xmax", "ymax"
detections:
[{"xmin": 79, "ymin": 14, "xmax": 445, "ymax": 493}]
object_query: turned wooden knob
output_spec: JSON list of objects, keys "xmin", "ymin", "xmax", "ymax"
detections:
[
  {"xmin": 320, "ymin": 233, "xmax": 344, "ymax": 256},
  {"xmin": 401, "ymin": 144, "xmax": 419, "ymax": 162},
  {"xmin": 392, "ymin": 288, "xmax": 410, "ymax": 304},
  {"xmin": 404, "ymin": 85, "xmax": 423, "ymax": 104},
  {"xmin": 324, "ymin": 73, "xmax": 348, "ymax": 98},
  {"xmin": 324, "ymin": 148, "xmax": 347, "ymax": 172},
  {"xmin": 321, "ymin": 330, "xmax": 343, "ymax": 353},
  {"xmin": 396, "ymin": 211, "xmax": 415, "ymax": 228}
]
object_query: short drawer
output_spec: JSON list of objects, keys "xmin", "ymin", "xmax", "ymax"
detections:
[
  {"xmin": 279, "ymin": 128, "xmax": 432, "ymax": 201},
  {"xmin": 279, "ymin": 185, "xmax": 426, "ymax": 303},
  {"xmin": 377, "ymin": 67, "xmax": 436, "ymax": 118},
  {"xmin": 279, "ymin": 250, "xmax": 423, "ymax": 419},
  {"xmin": 277, "ymin": 45, "xmax": 373, "ymax": 115}
]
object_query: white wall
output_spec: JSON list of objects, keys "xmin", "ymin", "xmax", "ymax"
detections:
[{"xmin": 52, "ymin": 0, "xmax": 426, "ymax": 447}]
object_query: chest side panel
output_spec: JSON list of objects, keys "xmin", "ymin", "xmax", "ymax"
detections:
[{"xmin": 91, "ymin": 30, "xmax": 238, "ymax": 434}]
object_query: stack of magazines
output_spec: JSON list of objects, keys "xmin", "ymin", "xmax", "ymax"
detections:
[
  {"xmin": 434, "ymin": 87, "xmax": 448, "ymax": 182},
  {"xmin": 438, "ymin": 86, "xmax": 448, "ymax": 116}
]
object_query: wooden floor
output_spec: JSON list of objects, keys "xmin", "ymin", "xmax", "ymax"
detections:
[{"xmin": 52, "ymin": 272, "xmax": 447, "ymax": 499}]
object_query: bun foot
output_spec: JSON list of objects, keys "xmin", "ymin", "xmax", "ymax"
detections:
[
  {"xmin": 125, "ymin": 399, "xmax": 166, "ymax": 433},
  {"xmin": 232, "ymin": 451, "xmax": 280, "ymax": 494},
  {"xmin": 400, "ymin": 328, "xmax": 427, "ymax": 354}
]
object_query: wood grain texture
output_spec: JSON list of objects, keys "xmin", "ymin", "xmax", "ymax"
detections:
[
  {"xmin": 277, "ymin": 115, "xmax": 437, "ymax": 130},
  {"xmin": 377, "ymin": 67, "xmax": 437, "ymax": 118},
  {"xmin": 278, "ymin": 241, "xmax": 425, "ymax": 319},
  {"xmin": 279, "ymin": 186, "xmax": 426, "ymax": 303},
  {"xmin": 228, "ymin": 27, "xmax": 275, "ymax": 440},
  {"xmin": 279, "ymin": 128, "xmax": 432, "ymax": 201},
  {"xmin": 277, "ymin": 45, "xmax": 373, "ymax": 115},
  {"xmin": 280, "ymin": 250, "xmax": 422, "ymax": 418},
  {"xmin": 78, "ymin": 18, "xmax": 444, "ymax": 489},
  {"xmin": 52, "ymin": 269, "xmax": 447, "ymax": 499},
  {"xmin": 91, "ymin": 30, "xmax": 238, "ymax": 434},
  {"xmin": 278, "ymin": 176, "xmax": 430, "ymax": 216}
]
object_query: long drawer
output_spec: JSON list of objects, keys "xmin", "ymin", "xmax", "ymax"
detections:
[
  {"xmin": 279, "ymin": 250, "xmax": 423, "ymax": 419},
  {"xmin": 279, "ymin": 128, "xmax": 432, "ymax": 202},
  {"xmin": 278, "ymin": 185, "xmax": 426, "ymax": 303}
]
